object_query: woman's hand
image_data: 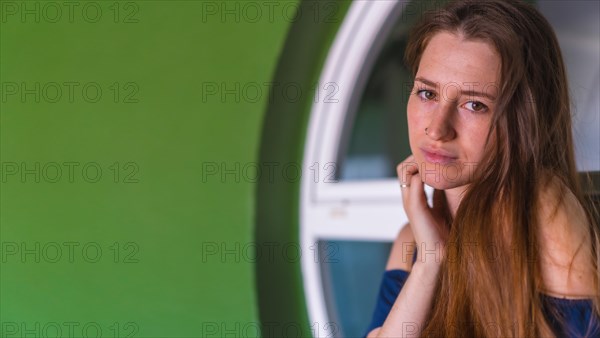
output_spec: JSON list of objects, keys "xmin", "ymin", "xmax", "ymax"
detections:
[
  {"xmin": 370, "ymin": 156, "xmax": 453, "ymax": 338},
  {"xmin": 397, "ymin": 155, "xmax": 451, "ymax": 267}
]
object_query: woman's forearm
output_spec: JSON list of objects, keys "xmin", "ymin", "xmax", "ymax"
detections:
[{"xmin": 376, "ymin": 261, "xmax": 441, "ymax": 337}]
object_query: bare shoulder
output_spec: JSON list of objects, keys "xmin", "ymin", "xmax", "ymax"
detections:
[
  {"xmin": 366, "ymin": 327, "xmax": 380, "ymax": 338},
  {"xmin": 537, "ymin": 174, "xmax": 597, "ymax": 298},
  {"xmin": 385, "ymin": 224, "xmax": 416, "ymax": 272}
]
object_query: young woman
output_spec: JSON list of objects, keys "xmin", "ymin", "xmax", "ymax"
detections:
[{"xmin": 365, "ymin": 0, "xmax": 600, "ymax": 337}]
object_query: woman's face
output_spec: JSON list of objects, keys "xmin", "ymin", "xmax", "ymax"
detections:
[{"xmin": 407, "ymin": 32, "xmax": 501, "ymax": 190}]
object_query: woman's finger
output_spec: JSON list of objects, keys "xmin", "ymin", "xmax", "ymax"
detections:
[
  {"xmin": 397, "ymin": 155, "xmax": 429, "ymax": 220},
  {"xmin": 397, "ymin": 156, "xmax": 417, "ymax": 209},
  {"xmin": 397, "ymin": 154, "xmax": 418, "ymax": 187},
  {"xmin": 408, "ymin": 171, "xmax": 427, "ymax": 210}
]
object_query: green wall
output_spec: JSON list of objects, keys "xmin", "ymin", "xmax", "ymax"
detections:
[{"xmin": 0, "ymin": 1, "xmax": 298, "ymax": 336}]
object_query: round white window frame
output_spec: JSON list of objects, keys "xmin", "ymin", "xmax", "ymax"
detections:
[{"xmin": 299, "ymin": 1, "xmax": 431, "ymax": 336}]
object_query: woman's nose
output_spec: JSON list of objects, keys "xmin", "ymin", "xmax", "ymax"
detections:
[{"xmin": 426, "ymin": 104, "xmax": 456, "ymax": 141}]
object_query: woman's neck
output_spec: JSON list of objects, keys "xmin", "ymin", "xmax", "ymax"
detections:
[{"xmin": 443, "ymin": 185, "xmax": 468, "ymax": 218}]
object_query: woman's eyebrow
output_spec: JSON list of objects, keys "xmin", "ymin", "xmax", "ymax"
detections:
[{"xmin": 414, "ymin": 77, "xmax": 497, "ymax": 101}]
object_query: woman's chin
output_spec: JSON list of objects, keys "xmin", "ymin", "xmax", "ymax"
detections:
[{"xmin": 422, "ymin": 178, "xmax": 465, "ymax": 191}]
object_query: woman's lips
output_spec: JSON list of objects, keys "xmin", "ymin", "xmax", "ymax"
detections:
[{"xmin": 420, "ymin": 148, "xmax": 458, "ymax": 164}]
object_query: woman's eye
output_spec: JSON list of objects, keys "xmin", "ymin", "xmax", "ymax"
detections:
[
  {"xmin": 417, "ymin": 89, "xmax": 436, "ymax": 101},
  {"xmin": 463, "ymin": 101, "xmax": 488, "ymax": 112}
]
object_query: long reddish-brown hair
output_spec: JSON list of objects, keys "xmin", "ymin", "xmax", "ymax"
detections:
[{"xmin": 404, "ymin": 0, "xmax": 600, "ymax": 336}]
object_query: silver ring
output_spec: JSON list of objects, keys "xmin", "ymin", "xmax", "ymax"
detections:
[{"xmin": 400, "ymin": 184, "xmax": 410, "ymax": 188}]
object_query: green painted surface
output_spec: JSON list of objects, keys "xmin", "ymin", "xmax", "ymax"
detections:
[
  {"xmin": 256, "ymin": 1, "xmax": 349, "ymax": 337},
  {"xmin": 0, "ymin": 1, "xmax": 298, "ymax": 336}
]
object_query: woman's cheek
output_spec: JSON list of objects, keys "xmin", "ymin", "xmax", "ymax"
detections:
[
  {"xmin": 406, "ymin": 100, "xmax": 421, "ymax": 133},
  {"xmin": 406, "ymin": 112, "xmax": 420, "ymax": 150},
  {"xmin": 468, "ymin": 123, "xmax": 494, "ymax": 162}
]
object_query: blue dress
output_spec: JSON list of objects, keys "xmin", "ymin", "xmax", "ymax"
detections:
[{"xmin": 364, "ymin": 252, "xmax": 600, "ymax": 338}]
